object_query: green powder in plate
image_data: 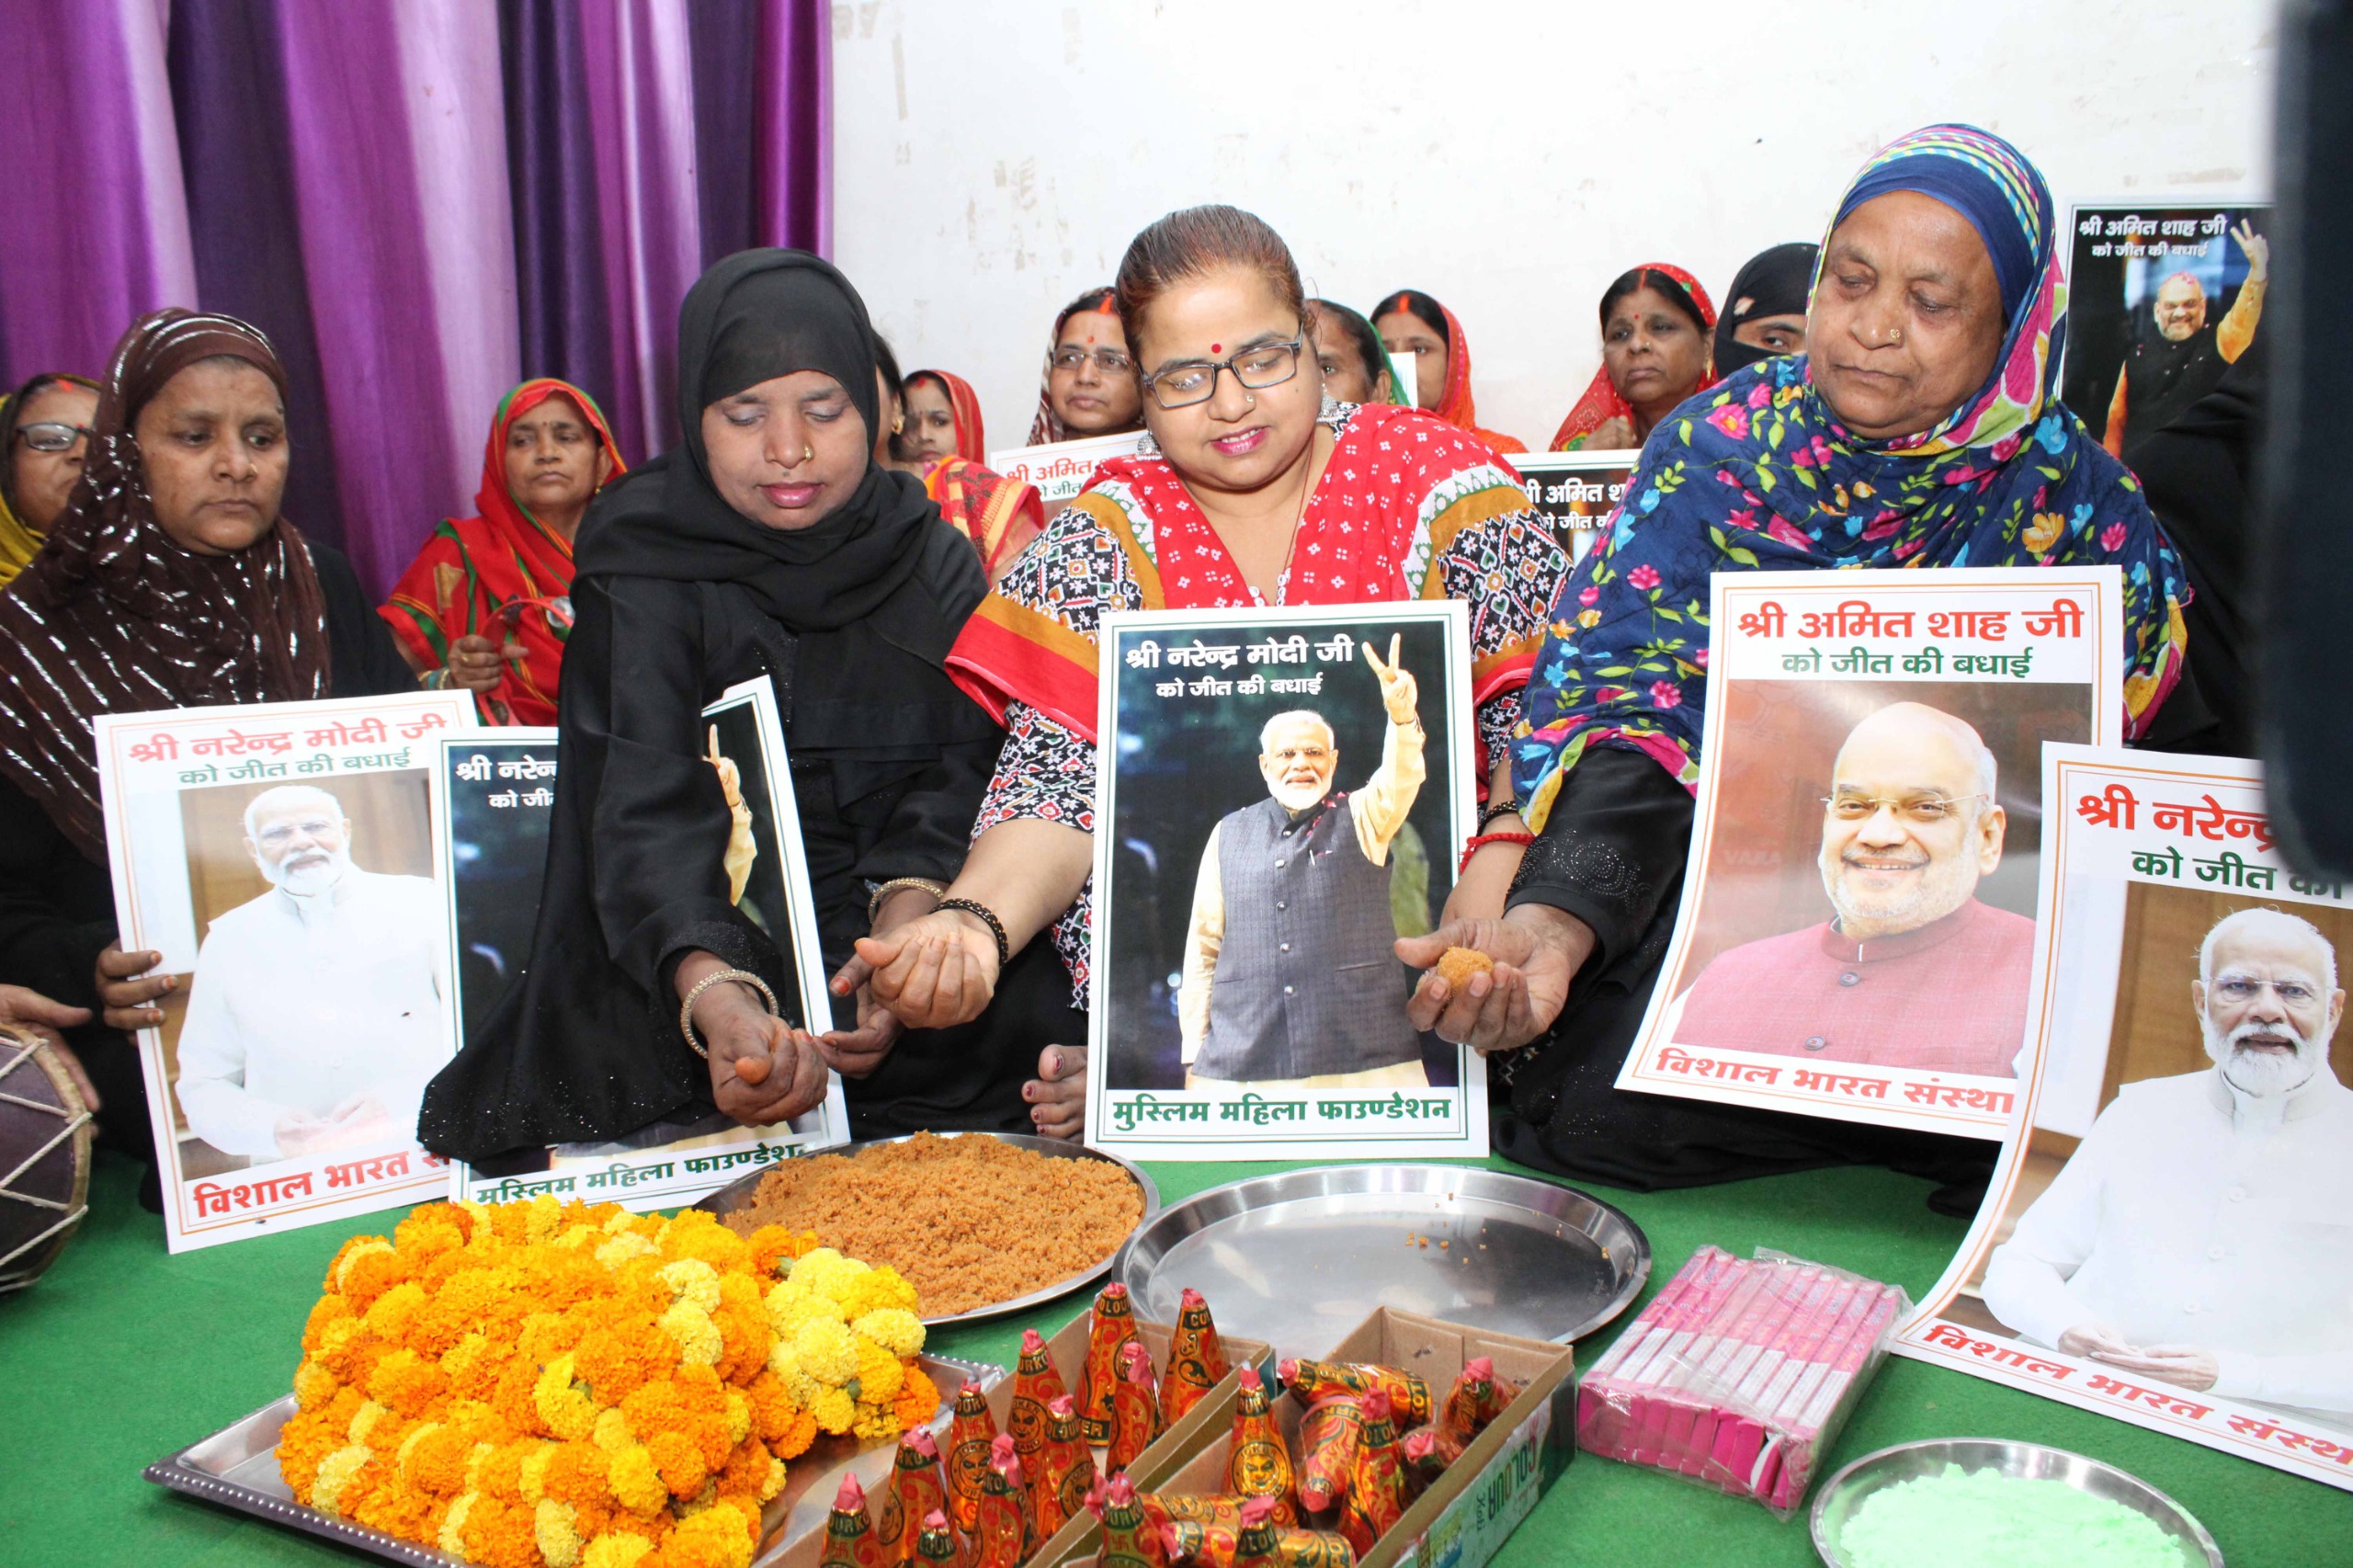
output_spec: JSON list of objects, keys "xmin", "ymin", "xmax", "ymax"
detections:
[{"xmin": 1841, "ymin": 1464, "xmax": 2189, "ymax": 1568}]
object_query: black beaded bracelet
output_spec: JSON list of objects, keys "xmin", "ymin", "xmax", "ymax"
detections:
[
  {"xmin": 934, "ymin": 896, "xmax": 1011, "ymax": 970},
  {"xmin": 1478, "ymin": 797, "xmax": 1524, "ymax": 831}
]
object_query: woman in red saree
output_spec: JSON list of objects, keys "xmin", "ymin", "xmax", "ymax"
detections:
[
  {"xmin": 1548, "ymin": 264, "xmax": 1718, "ymax": 450},
  {"xmin": 875, "ymin": 347, "xmax": 1044, "ymax": 583},
  {"xmin": 380, "ymin": 378, "xmax": 624, "ymax": 724},
  {"xmin": 902, "ymin": 367, "xmax": 988, "ymax": 462},
  {"xmin": 1370, "ymin": 290, "xmax": 1528, "ymax": 455},
  {"xmin": 853, "ymin": 207, "xmax": 1570, "ymax": 1135}
]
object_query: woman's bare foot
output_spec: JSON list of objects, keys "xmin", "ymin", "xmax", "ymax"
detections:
[{"xmin": 1024, "ymin": 1044, "xmax": 1086, "ymax": 1140}]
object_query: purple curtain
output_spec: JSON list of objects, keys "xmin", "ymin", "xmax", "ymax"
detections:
[{"xmin": 0, "ymin": 0, "xmax": 831, "ymax": 597}]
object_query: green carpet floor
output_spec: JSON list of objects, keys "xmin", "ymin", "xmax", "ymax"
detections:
[{"xmin": 3, "ymin": 1151, "xmax": 2345, "ymax": 1567}]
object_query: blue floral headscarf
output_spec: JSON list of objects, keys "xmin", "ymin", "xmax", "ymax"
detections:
[{"xmin": 1511, "ymin": 124, "xmax": 2188, "ymax": 830}]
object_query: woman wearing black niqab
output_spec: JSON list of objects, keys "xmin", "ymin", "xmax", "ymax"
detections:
[{"xmin": 419, "ymin": 250, "xmax": 1047, "ymax": 1163}]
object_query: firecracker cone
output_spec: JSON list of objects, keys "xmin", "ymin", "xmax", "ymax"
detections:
[
  {"xmin": 1032, "ymin": 1394, "xmax": 1097, "ymax": 1538},
  {"xmin": 1081, "ymin": 1282, "xmax": 1142, "ymax": 1441},
  {"xmin": 1108, "ymin": 1340, "xmax": 1164, "ymax": 1475},
  {"xmin": 976, "ymin": 1431, "xmax": 1037, "ymax": 1568},
  {"xmin": 1098, "ymin": 1472, "xmax": 1171, "ymax": 1568},
  {"xmin": 916, "ymin": 1509, "xmax": 966, "ymax": 1568},
  {"xmin": 882, "ymin": 1426, "xmax": 956, "ymax": 1565},
  {"xmin": 1294, "ymin": 1396, "xmax": 1364, "ymax": 1515},
  {"xmin": 1161, "ymin": 1289, "xmax": 1229, "ymax": 1424},
  {"xmin": 1275, "ymin": 1358, "xmax": 1432, "ymax": 1430},
  {"xmin": 945, "ymin": 1380, "xmax": 999, "ymax": 1537},
  {"xmin": 822, "ymin": 1473, "xmax": 891, "ymax": 1568},
  {"xmin": 1166, "ymin": 1517, "xmax": 1357, "ymax": 1568},
  {"xmin": 1399, "ymin": 1427, "xmax": 1449, "ymax": 1501},
  {"xmin": 1224, "ymin": 1366, "xmax": 1298, "ymax": 1525},
  {"xmin": 1009, "ymin": 1326, "xmax": 1071, "ymax": 1461},
  {"xmin": 1336, "ymin": 1391, "xmax": 1405, "ymax": 1558}
]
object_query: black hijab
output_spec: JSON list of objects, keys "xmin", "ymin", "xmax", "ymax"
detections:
[
  {"xmin": 576, "ymin": 249, "xmax": 971, "ymax": 653},
  {"xmin": 1711, "ymin": 243, "xmax": 1819, "ymax": 376}
]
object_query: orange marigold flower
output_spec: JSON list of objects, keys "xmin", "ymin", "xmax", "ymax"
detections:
[
  {"xmin": 493, "ymin": 1357, "xmax": 547, "ymax": 1437},
  {"xmin": 276, "ymin": 1408, "xmax": 343, "ymax": 1499},
  {"xmin": 439, "ymin": 1333, "xmax": 505, "ymax": 1404},
  {"xmin": 644, "ymin": 1429, "xmax": 710, "ymax": 1498},
  {"xmin": 573, "ymin": 1312, "xmax": 669, "ymax": 1404},
  {"xmin": 301, "ymin": 1292, "xmax": 355, "ymax": 1353},
  {"xmin": 769, "ymin": 1405, "xmax": 818, "ymax": 1460},
  {"xmin": 350, "ymin": 1475, "xmax": 440, "ymax": 1542},
  {"xmin": 892, "ymin": 1364, "xmax": 939, "ymax": 1429},
  {"xmin": 322, "ymin": 1233, "xmax": 384, "ymax": 1293},
  {"xmin": 743, "ymin": 1223, "xmax": 816, "ymax": 1279},
  {"xmin": 744, "ymin": 1373, "xmax": 801, "ymax": 1447},
  {"xmin": 369, "ymin": 1347, "xmax": 450, "ymax": 1418},
  {"xmin": 663, "ymin": 1502, "xmax": 756, "ymax": 1568},
  {"xmin": 711, "ymin": 1300, "xmax": 769, "ymax": 1383},
  {"xmin": 543, "ymin": 1440, "xmax": 614, "ymax": 1507},
  {"xmin": 458, "ymin": 1492, "xmax": 546, "ymax": 1568},
  {"xmin": 336, "ymin": 1242, "xmax": 411, "ymax": 1309},
  {"xmin": 400, "ymin": 1423, "xmax": 475, "ymax": 1497}
]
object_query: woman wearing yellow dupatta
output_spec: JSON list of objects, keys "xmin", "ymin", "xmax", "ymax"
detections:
[
  {"xmin": 380, "ymin": 378, "xmax": 625, "ymax": 723},
  {"xmin": 0, "ymin": 373, "xmax": 99, "ymax": 585}
]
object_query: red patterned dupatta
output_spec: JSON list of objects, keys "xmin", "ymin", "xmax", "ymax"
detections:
[
  {"xmin": 380, "ymin": 378, "xmax": 626, "ymax": 725},
  {"xmin": 1548, "ymin": 262, "xmax": 1719, "ymax": 450},
  {"xmin": 946, "ymin": 403, "xmax": 1540, "ymax": 745},
  {"xmin": 924, "ymin": 456, "xmax": 1044, "ymax": 580}
]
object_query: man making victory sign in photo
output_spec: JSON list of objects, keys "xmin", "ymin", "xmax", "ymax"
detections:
[{"xmin": 1180, "ymin": 635, "xmax": 1431, "ymax": 1092}]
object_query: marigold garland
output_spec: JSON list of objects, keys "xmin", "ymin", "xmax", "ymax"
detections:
[{"xmin": 278, "ymin": 1197, "xmax": 937, "ymax": 1568}]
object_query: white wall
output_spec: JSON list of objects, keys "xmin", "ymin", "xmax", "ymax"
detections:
[{"xmin": 830, "ymin": 0, "xmax": 2275, "ymax": 454}]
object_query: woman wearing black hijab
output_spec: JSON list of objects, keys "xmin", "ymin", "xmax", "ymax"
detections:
[
  {"xmin": 419, "ymin": 250, "xmax": 1030, "ymax": 1163},
  {"xmin": 1711, "ymin": 243, "xmax": 1819, "ymax": 377}
]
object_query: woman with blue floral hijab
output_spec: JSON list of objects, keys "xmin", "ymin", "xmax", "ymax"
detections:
[{"xmin": 1398, "ymin": 125, "xmax": 2191, "ymax": 1193}]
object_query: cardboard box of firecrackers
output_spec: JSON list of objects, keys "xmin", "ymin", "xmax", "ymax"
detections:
[
  {"xmin": 763, "ymin": 1284, "xmax": 1273, "ymax": 1568},
  {"xmin": 1059, "ymin": 1309, "xmax": 1576, "ymax": 1568}
]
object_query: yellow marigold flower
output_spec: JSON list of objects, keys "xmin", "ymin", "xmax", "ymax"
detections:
[
  {"xmin": 438, "ymin": 1492, "xmax": 478, "ymax": 1557},
  {"xmin": 596, "ymin": 1232, "xmax": 659, "ymax": 1269},
  {"xmin": 438, "ymin": 1332, "xmax": 503, "ymax": 1404},
  {"xmin": 809, "ymin": 1385, "xmax": 857, "ymax": 1435},
  {"xmin": 312, "ymin": 1445, "xmax": 375, "ymax": 1518},
  {"xmin": 665, "ymin": 1503, "xmax": 756, "ymax": 1568},
  {"xmin": 293, "ymin": 1357, "xmax": 340, "ymax": 1413},
  {"xmin": 722, "ymin": 1389, "xmax": 752, "ymax": 1448},
  {"xmin": 788, "ymin": 1247, "xmax": 867, "ymax": 1303},
  {"xmin": 552, "ymin": 1222, "xmax": 597, "ymax": 1252},
  {"xmin": 539, "ymin": 1346, "xmax": 602, "ymax": 1431},
  {"xmin": 852, "ymin": 1340, "xmax": 904, "ymax": 1403},
  {"xmin": 661, "ymin": 1301, "xmax": 722, "ymax": 1368},
  {"xmin": 522, "ymin": 1191, "xmax": 564, "ymax": 1242},
  {"xmin": 608, "ymin": 1444, "xmax": 668, "ymax": 1517},
  {"xmin": 838, "ymin": 1266, "xmax": 917, "ymax": 1320},
  {"xmin": 789, "ymin": 1320, "xmax": 859, "ymax": 1386},
  {"xmin": 347, "ymin": 1399, "xmax": 394, "ymax": 1448},
  {"xmin": 536, "ymin": 1497, "xmax": 585, "ymax": 1568},
  {"xmin": 764, "ymin": 1282, "xmax": 848, "ymax": 1337},
  {"xmin": 519, "ymin": 1442, "xmax": 560, "ymax": 1504},
  {"xmin": 658, "ymin": 1258, "xmax": 723, "ymax": 1313},
  {"xmin": 583, "ymin": 1532, "xmax": 656, "ymax": 1568},
  {"xmin": 851, "ymin": 1308, "xmax": 925, "ymax": 1360},
  {"xmin": 593, "ymin": 1407, "xmax": 635, "ymax": 1454},
  {"xmin": 852, "ymin": 1401, "xmax": 904, "ymax": 1442}
]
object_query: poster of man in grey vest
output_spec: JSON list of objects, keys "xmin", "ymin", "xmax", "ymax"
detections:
[{"xmin": 1086, "ymin": 602, "xmax": 1488, "ymax": 1160}]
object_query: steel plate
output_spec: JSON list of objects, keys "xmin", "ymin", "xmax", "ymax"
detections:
[
  {"xmin": 1112, "ymin": 1163, "xmax": 1649, "ymax": 1358},
  {"xmin": 142, "ymin": 1355, "xmax": 1003, "ymax": 1568},
  {"xmin": 696, "ymin": 1131, "xmax": 1160, "ymax": 1328},
  {"xmin": 1811, "ymin": 1438, "xmax": 2223, "ymax": 1566}
]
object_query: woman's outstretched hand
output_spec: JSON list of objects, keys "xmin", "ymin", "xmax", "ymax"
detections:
[
  {"xmin": 855, "ymin": 907, "xmax": 1001, "ymax": 1030},
  {"xmin": 1394, "ymin": 906, "xmax": 1595, "ymax": 1053}
]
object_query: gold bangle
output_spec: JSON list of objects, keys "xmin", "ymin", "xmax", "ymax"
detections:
[
  {"xmin": 867, "ymin": 876, "xmax": 948, "ymax": 926},
  {"xmin": 677, "ymin": 968, "xmax": 779, "ymax": 1060}
]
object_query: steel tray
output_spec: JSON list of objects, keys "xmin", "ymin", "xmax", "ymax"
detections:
[
  {"xmin": 1811, "ymin": 1437, "xmax": 2223, "ymax": 1566},
  {"xmin": 695, "ymin": 1131, "xmax": 1160, "ymax": 1328},
  {"xmin": 1112, "ymin": 1163, "xmax": 1649, "ymax": 1358},
  {"xmin": 142, "ymin": 1353, "xmax": 1002, "ymax": 1568}
]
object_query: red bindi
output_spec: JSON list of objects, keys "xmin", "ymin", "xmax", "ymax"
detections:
[{"xmin": 1211, "ymin": 343, "xmax": 1222, "ymax": 355}]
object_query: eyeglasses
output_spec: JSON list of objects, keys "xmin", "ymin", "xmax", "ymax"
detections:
[
  {"xmin": 1049, "ymin": 347, "xmax": 1133, "ymax": 376},
  {"xmin": 1821, "ymin": 791, "xmax": 1987, "ymax": 825},
  {"xmin": 1141, "ymin": 337, "xmax": 1307, "ymax": 411},
  {"xmin": 2211, "ymin": 976, "xmax": 2322, "ymax": 1007},
  {"xmin": 12, "ymin": 421, "xmax": 91, "ymax": 453}
]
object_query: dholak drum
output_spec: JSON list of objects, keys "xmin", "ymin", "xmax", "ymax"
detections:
[{"xmin": 0, "ymin": 1022, "xmax": 95, "ymax": 1291}]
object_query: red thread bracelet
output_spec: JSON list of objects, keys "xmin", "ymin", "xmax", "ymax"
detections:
[{"xmin": 1458, "ymin": 830, "xmax": 1535, "ymax": 874}]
